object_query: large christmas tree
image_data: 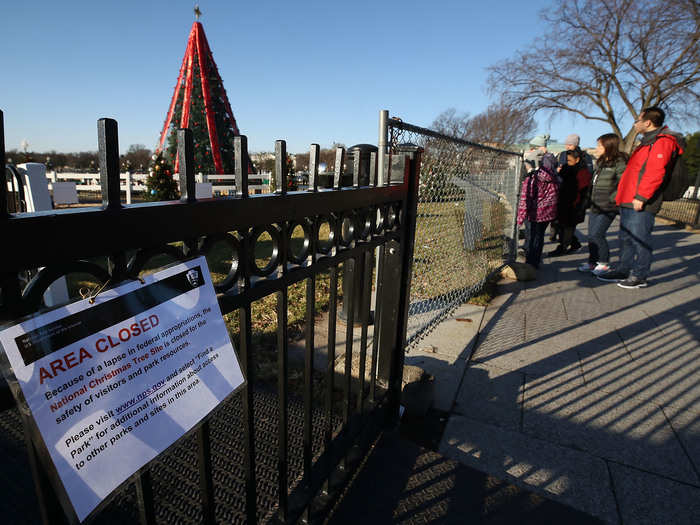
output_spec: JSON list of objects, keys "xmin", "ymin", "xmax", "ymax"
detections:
[{"xmin": 156, "ymin": 10, "xmax": 240, "ymax": 174}]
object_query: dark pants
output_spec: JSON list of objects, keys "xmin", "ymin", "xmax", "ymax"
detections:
[
  {"xmin": 525, "ymin": 221, "xmax": 549, "ymax": 268},
  {"xmin": 587, "ymin": 211, "xmax": 616, "ymax": 263},
  {"xmin": 618, "ymin": 207, "xmax": 655, "ymax": 279}
]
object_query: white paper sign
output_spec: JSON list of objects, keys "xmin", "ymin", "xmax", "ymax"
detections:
[{"xmin": 0, "ymin": 257, "xmax": 244, "ymax": 522}]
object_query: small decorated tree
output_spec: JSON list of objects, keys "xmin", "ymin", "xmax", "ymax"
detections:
[{"xmin": 146, "ymin": 152, "xmax": 180, "ymax": 201}]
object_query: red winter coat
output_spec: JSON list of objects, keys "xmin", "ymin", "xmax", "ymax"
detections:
[{"xmin": 615, "ymin": 127, "xmax": 683, "ymax": 213}]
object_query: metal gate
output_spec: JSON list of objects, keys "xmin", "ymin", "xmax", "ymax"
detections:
[{"xmin": 0, "ymin": 110, "xmax": 420, "ymax": 524}]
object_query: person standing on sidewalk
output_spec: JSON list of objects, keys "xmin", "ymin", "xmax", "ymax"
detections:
[
  {"xmin": 527, "ymin": 134, "xmax": 551, "ymax": 169},
  {"xmin": 520, "ymin": 135, "xmax": 556, "ymax": 256},
  {"xmin": 549, "ymin": 148, "xmax": 591, "ymax": 256},
  {"xmin": 558, "ymin": 134, "xmax": 594, "ymax": 176},
  {"xmin": 596, "ymin": 107, "xmax": 683, "ymax": 288},
  {"xmin": 517, "ymin": 154, "xmax": 559, "ymax": 269},
  {"xmin": 577, "ymin": 134, "xmax": 627, "ymax": 275}
]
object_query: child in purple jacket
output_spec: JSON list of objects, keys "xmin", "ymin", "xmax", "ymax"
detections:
[{"xmin": 517, "ymin": 154, "xmax": 559, "ymax": 268}]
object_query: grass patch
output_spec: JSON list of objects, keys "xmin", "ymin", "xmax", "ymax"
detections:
[{"xmin": 412, "ymin": 199, "xmax": 508, "ymax": 302}]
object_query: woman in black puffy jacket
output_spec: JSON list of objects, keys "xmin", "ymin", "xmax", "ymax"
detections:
[{"xmin": 577, "ymin": 133, "xmax": 627, "ymax": 275}]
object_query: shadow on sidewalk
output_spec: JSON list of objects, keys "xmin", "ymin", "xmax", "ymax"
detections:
[
  {"xmin": 433, "ymin": 224, "xmax": 700, "ymax": 522},
  {"xmin": 328, "ymin": 431, "xmax": 602, "ymax": 524}
]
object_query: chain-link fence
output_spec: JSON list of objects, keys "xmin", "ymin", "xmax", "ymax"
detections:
[
  {"xmin": 657, "ymin": 176, "xmax": 700, "ymax": 226},
  {"xmin": 387, "ymin": 118, "xmax": 522, "ymax": 348}
]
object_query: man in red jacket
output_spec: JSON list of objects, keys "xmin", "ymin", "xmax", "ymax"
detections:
[{"xmin": 597, "ymin": 106, "xmax": 682, "ymax": 288}]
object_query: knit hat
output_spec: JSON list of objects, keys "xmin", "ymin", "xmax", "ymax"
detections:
[
  {"xmin": 529, "ymin": 134, "xmax": 549, "ymax": 147},
  {"xmin": 564, "ymin": 134, "xmax": 580, "ymax": 147}
]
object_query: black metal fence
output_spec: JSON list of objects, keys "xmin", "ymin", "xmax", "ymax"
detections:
[{"xmin": 0, "ymin": 110, "xmax": 420, "ymax": 524}]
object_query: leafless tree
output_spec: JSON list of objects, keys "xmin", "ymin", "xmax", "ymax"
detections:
[
  {"xmin": 430, "ymin": 108, "xmax": 472, "ymax": 138},
  {"xmin": 488, "ymin": 0, "xmax": 700, "ymax": 151},
  {"xmin": 430, "ymin": 103, "xmax": 536, "ymax": 147},
  {"xmin": 121, "ymin": 144, "xmax": 152, "ymax": 172},
  {"xmin": 466, "ymin": 103, "xmax": 536, "ymax": 146}
]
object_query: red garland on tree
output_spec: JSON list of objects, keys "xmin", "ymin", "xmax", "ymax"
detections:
[{"xmin": 156, "ymin": 19, "xmax": 241, "ymax": 175}]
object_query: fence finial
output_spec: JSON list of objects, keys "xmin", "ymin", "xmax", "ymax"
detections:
[
  {"xmin": 98, "ymin": 118, "xmax": 122, "ymax": 209},
  {"xmin": 235, "ymin": 136, "xmax": 249, "ymax": 198},
  {"xmin": 275, "ymin": 140, "xmax": 287, "ymax": 195}
]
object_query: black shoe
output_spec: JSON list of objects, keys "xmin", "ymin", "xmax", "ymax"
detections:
[
  {"xmin": 566, "ymin": 244, "xmax": 581, "ymax": 254},
  {"xmin": 548, "ymin": 247, "xmax": 568, "ymax": 257},
  {"xmin": 617, "ymin": 276, "xmax": 648, "ymax": 289},
  {"xmin": 596, "ymin": 270, "xmax": 629, "ymax": 282},
  {"xmin": 569, "ymin": 239, "xmax": 582, "ymax": 251}
]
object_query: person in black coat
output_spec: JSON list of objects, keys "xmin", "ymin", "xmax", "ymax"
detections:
[{"xmin": 549, "ymin": 148, "xmax": 592, "ymax": 256}]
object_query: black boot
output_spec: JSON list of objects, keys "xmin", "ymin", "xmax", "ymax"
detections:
[
  {"xmin": 568, "ymin": 238, "xmax": 582, "ymax": 252},
  {"xmin": 548, "ymin": 246, "xmax": 568, "ymax": 257}
]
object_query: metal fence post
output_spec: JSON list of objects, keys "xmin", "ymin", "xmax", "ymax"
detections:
[
  {"xmin": 508, "ymin": 156, "xmax": 524, "ymax": 261},
  {"xmin": 375, "ymin": 148, "xmax": 421, "ymax": 422},
  {"xmin": 373, "ymin": 111, "xmax": 389, "ymax": 327},
  {"xmin": 378, "ymin": 110, "xmax": 388, "ymax": 187}
]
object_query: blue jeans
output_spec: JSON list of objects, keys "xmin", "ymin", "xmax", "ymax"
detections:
[
  {"xmin": 525, "ymin": 221, "xmax": 548, "ymax": 268},
  {"xmin": 587, "ymin": 211, "xmax": 616, "ymax": 263},
  {"xmin": 618, "ymin": 207, "xmax": 655, "ymax": 279}
]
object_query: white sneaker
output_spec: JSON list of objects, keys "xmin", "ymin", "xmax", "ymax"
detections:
[
  {"xmin": 592, "ymin": 263, "xmax": 611, "ymax": 276},
  {"xmin": 577, "ymin": 262, "xmax": 596, "ymax": 272}
]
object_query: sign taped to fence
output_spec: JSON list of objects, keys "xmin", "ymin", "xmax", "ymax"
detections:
[{"xmin": 0, "ymin": 256, "xmax": 245, "ymax": 522}]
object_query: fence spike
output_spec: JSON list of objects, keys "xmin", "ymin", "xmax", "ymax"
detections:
[
  {"xmin": 308, "ymin": 144, "xmax": 319, "ymax": 192},
  {"xmin": 333, "ymin": 147, "xmax": 345, "ymax": 189},
  {"xmin": 275, "ymin": 140, "xmax": 287, "ymax": 195},
  {"xmin": 369, "ymin": 151, "xmax": 377, "ymax": 187},
  {"xmin": 235, "ymin": 136, "xmax": 250, "ymax": 198},
  {"xmin": 352, "ymin": 149, "xmax": 361, "ymax": 188},
  {"xmin": 98, "ymin": 118, "xmax": 122, "ymax": 209}
]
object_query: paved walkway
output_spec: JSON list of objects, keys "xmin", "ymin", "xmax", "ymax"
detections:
[{"xmin": 408, "ymin": 218, "xmax": 700, "ymax": 524}]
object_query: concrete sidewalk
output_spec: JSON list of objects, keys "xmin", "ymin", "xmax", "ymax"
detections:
[{"xmin": 409, "ymin": 218, "xmax": 699, "ymax": 524}]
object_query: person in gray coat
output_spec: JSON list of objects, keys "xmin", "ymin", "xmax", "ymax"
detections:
[{"xmin": 577, "ymin": 133, "xmax": 627, "ymax": 275}]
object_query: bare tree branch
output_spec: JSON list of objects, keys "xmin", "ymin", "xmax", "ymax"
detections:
[
  {"xmin": 488, "ymin": 0, "xmax": 699, "ymax": 151},
  {"xmin": 431, "ymin": 102, "xmax": 537, "ymax": 147}
]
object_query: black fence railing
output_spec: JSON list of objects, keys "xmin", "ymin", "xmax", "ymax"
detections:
[{"xmin": 0, "ymin": 110, "xmax": 421, "ymax": 524}]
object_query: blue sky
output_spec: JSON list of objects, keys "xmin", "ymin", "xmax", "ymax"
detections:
[{"xmin": 2, "ymin": 0, "xmax": 615, "ymax": 155}]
